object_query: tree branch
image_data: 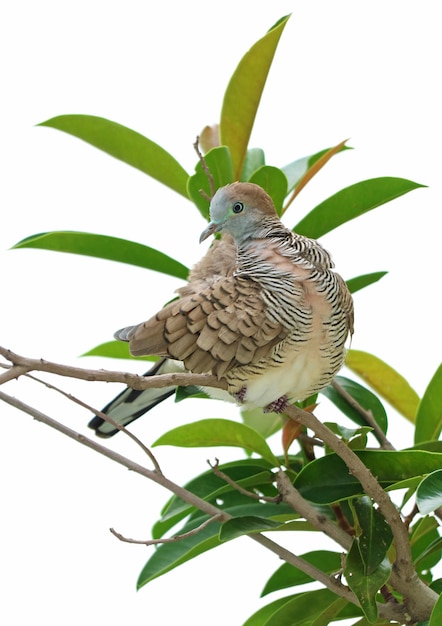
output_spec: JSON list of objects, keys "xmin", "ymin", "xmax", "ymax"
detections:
[
  {"xmin": 110, "ymin": 514, "xmax": 223, "ymax": 545},
  {"xmin": 330, "ymin": 379, "xmax": 395, "ymax": 450},
  {"xmin": 0, "ymin": 346, "xmax": 226, "ymax": 391}
]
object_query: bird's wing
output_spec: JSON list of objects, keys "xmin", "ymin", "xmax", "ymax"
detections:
[{"xmin": 121, "ymin": 271, "xmax": 289, "ymax": 379}]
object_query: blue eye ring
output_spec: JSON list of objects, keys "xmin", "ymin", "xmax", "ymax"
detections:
[{"xmin": 232, "ymin": 201, "xmax": 244, "ymax": 214}]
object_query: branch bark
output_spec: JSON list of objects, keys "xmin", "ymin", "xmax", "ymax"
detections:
[{"xmin": 0, "ymin": 346, "xmax": 226, "ymax": 391}]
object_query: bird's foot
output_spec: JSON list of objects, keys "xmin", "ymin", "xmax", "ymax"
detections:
[
  {"xmin": 233, "ymin": 386, "xmax": 247, "ymax": 404},
  {"xmin": 264, "ymin": 395, "xmax": 289, "ymax": 414}
]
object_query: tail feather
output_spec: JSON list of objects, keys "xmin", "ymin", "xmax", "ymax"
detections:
[{"xmin": 88, "ymin": 358, "xmax": 182, "ymax": 437}]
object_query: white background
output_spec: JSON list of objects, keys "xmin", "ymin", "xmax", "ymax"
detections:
[{"xmin": 1, "ymin": 1, "xmax": 441, "ymax": 625}]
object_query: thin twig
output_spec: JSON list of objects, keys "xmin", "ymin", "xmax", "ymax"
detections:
[
  {"xmin": 193, "ymin": 136, "xmax": 215, "ymax": 198},
  {"xmin": 208, "ymin": 458, "xmax": 281, "ymax": 503},
  {"xmin": 331, "ymin": 379, "xmax": 395, "ymax": 449},
  {"xmin": 110, "ymin": 514, "xmax": 223, "ymax": 545},
  {"xmin": 22, "ymin": 370, "xmax": 163, "ymax": 473}
]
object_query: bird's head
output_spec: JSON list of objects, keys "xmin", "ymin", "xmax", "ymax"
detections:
[{"xmin": 199, "ymin": 182, "xmax": 278, "ymax": 244}]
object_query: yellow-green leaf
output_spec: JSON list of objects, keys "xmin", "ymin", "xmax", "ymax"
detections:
[
  {"xmin": 415, "ymin": 363, "xmax": 442, "ymax": 444},
  {"xmin": 220, "ymin": 15, "xmax": 290, "ymax": 179},
  {"xmin": 345, "ymin": 350, "xmax": 419, "ymax": 421}
]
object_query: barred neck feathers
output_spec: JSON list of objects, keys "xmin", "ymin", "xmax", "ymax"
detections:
[{"xmin": 203, "ymin": 182, "xmax": 334, "ymax": 274}]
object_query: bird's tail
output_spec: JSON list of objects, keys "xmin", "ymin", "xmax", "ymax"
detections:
[{"xmin": 88, "ymin": 358, "xmax": 182, "ymax": 437}]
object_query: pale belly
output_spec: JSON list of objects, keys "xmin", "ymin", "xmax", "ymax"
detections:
[{"xmin": 231, "ymin": 345, "xmax": 330, "ymax": 409}]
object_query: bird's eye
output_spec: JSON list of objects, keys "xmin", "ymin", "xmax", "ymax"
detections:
[{"xmin": 232, "ymin": 201, "xmax": 244, "ymax": 214}]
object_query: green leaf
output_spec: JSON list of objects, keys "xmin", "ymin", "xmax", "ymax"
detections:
[
  {"xmin": 263, "ymin": 589, "xmax": 358, "ymax": 626},
  {"xmin": 241, "ymin": 148, "xmax": 266, "ymax": 181},
  {"xmin": 153, "ymin": 418, "xmax": 280, "ymax": 466},
  {"xmin": 410, "ymin": 517, "xmax": 442, "ymax": 574},
  {"xmin": 309, "ymin": 597, "xmax": 351, "ymax": 626},
  {"xmin": 242, "ymin": 596, "xmax": 295, "ymax": 626},
  {"xmin": 220, "ymin": 15, "xmax": 290, "ymax": 179},
  {"xmin": 346, "ymin": 271, "xmax": 388, "ymax": 294},
  {"xmin": 294, "ymin": 450, "xmax": 442, "ymax": 504},
  {"xmin": 39, "ymin": 114, "xmax": 189, "ymax": 197},
  {"xmin": 261, "ymin": 550, "xmax": 342, "ymax": 595},
  {"xmin": 344, "ymin": 544, "xmax": 391, "ymax": 623},
  {"xmin": 174, "ymin": 385, "xmax": 209, "ymax": 402},
  {"xmin": 415, "ymin": 363, "xmax": 442, "ymax": 444},
  {"xmin": 429, "ymin": 593, "xmax": 442, "ymax": 626},
  {"xmin": 294, "ymin": 177, "xmax": 426, "ymax": 239},
  {"xmin": 241, "ymin": 407, "xmax": 283, "ymax": 441},
  {"xmin": 12, "ymin": 231, "xmax": 189, "ymax": 280},
  {"xmin": 81, "ymin": 340, "xmax": 155, "ymax": 360},
  {"xmin": 345, "ymin": 350, "xmax": 420, "ymax": 421},
  {"xmin": 187, "ymin": 146, "xmax": 234, "ymax": 218},
  {"xmin": 219, "ymin": 515, "xmax": 283, "ymax": 541},
  {"xmin": 322, "ymin": 375, "xmax": 388, "ymax": 436},
  {"xmin": 416, "ymin": 470, "xmax": 442, "ymax": 515},
  {"xmin": 249, "ymin": 166, "xmax": 288, "ymax": 215},
  {"xmin": 352, "ymin": 497, "xmax": 393, "ymax": 574}
]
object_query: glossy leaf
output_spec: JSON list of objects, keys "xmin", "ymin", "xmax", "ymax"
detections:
[
  {"xmin": 82, "ymin": 340, "xmax": 154, "ymax": 360},
  {"xmin": 294, "ymin": 177, "xmax": 426, "ymax": 239},
  {"xmin": 12, "ymin": 231, "xmax": 189, "ymax": 279},
  {"xmin": 416, "ymin": 470, "xmax": 442, "ymax": 515},
  {"xmin": 174, "ymin": 385, "xmax": 208, "ymax": 402},
  {"xmin": 219, "ymin": 515, "xmax": 283, "ymax": 541},
  {"xmin": 241, "ymin": 148, "xmax": 266, "ymax": 181},
  {"xmin": 410, "ymin": 516, "xmax": 442, "ymax": 572},
  {"xmin": 187, "ymin": 146, "xmax": 234, "ymax": 218},
  {"xmin": 415, "ymin": 363, "xmax": 442, "ymax": 444},
  {"xmin": 261, "ymin": 550, "xmax": 342, "ymax": 595},
  {"xmin": 309, "ymin": 597, "xmax": 354, "ymax": 626},
  {"xmin": 345, "ymin": 350, "xmax": 420, "ymax": 421},
  {"xmin": 152, "ymin": 418, "xmax": 280, "ymax": 466},
  {"xmin": 322, "ymin": 375, "xmax": 388, "ymax": 436},
  {"xmin": 294, "ymin": 450, "xmax": 442, "ymax": 503},
  {"xmin": 352, "ymin": 497, "xmax": 393, "ymax": 573},
  {"xmin": 248, "ymin": 166, "xmax": 288, "ymax": 215},
  {"xmin": 429, "ymin": 593, "xmax": 442, "ymax": 626},
  {"xmin": 242, "ymin": 596, "xmax": 295, "ymax": 626},
  {"xmin": 39, "ymin": 114, "xmax": 189, "ymax": 197},
  {"xmin": 220, "ymin": 15, "xmax": 289, "ymax": 178},
  {"xmin": 252, "ymin": 589, "xmax": 358, "ymax": 626},
  {"xmin": 346, "ymin": 271, "xmax": 388, "ymax": 294},
  {"xmin": 344, "ymin": 543, "xmax": 391, "ymax": 623}
]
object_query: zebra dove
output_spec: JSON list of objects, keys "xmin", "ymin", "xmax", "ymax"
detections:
[{"xmin": 89, "ymin": 182, "xmax": 354, "ymax": 436}]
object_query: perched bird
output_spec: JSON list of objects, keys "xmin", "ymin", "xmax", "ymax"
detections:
[{"xmin": 89, "ymin": 182, "xmax": 354, "ymax": 437}]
